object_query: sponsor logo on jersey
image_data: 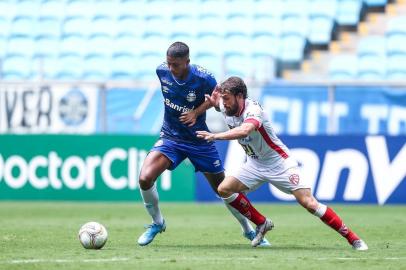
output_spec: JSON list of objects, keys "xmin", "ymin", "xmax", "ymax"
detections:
[
  {"xmin": 161, "ymin": 78, "xmax": 173, "ymax": 86},
  {"xmin": 186, "ymin": 91, "xmax": 196, "ymax": 102},
  {"xmin": 162, "ymin": 86, "xmax": 169, "ymax": 93},
  {"xmin": 164, "ymin": 98, "xmax": 194, "ymax": 113}
]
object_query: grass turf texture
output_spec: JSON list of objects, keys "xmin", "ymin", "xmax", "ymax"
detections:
[{"xmin": 0, "ymin": 202, "xmax": 405, "ymax": 270}]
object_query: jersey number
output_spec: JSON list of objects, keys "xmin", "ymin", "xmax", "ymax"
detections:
[{"xmin": 241, "ymin": 144, "xmax": 256, "ymax": 157}]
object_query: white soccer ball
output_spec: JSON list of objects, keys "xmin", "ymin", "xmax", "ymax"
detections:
[{"xmin": 78, "ymin": 221, "xmax": 108, "ymax": 249}]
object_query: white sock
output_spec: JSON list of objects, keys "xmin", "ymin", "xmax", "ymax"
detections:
[
  {"xmin": 313, "ymin": 203, "xmax": 327, "ymax": 218},
  {"xmin": 140, "ymin": 183, "xmax": 164, "ymax": 225},
  {"xmin": 222, "ymin": 193, "xmax": 254, "ymax": 234}
]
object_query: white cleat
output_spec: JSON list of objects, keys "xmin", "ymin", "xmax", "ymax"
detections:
[
  {"xmin": 251, "ymin": 219, "xmax": 274, "ymax": 247},
  {"xmin": 352, "ymin": 239, "xmax": 368, "ymax": 251}
]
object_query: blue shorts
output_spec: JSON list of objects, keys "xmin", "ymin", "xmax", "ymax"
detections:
[{"xmin": 151, "ymin": 138, "xmax": 224, "ymax": 173}]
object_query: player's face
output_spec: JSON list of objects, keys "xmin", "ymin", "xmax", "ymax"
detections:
[
  {"xmin": 167, "ymin": 55, "xmax": 190, "ymax": 79},
  {"xmin": 221, "ymin": 92, "xmax": 240, "ymax": 116}
]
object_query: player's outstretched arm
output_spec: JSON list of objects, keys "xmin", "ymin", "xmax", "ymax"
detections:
[
  {"xmin": 197, "ymin": 122, "xmax": 256, "ymax": 142},
  {"xmin": 179, "ymin": 99, "xmax": 212, "ymax": 127}
]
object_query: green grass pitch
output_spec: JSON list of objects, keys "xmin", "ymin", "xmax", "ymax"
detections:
[{"xmin": 0, "ymin": 202, "xmax": 405, "ymax": 270}]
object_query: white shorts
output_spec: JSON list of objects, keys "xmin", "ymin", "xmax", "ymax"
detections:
[{"xmin": 230, "ymin": 158, "xmax": 309, "ymax": 194}]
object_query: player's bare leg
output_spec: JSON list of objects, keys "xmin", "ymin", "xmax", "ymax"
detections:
[
  {"xmin": 292, "ymin": 188, "xmax": 368, "ymax": 251},
  {"xmin": 218, "ymin": 176, "xmax": 273, "ymax": 247},
  {"xmin": 137, "ymin": 151, "xmax": 171, "ymax": 246}
]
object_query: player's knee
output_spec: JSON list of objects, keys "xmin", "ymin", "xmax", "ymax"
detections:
[
  {"xmin": 297, "ymin": 195, "xmax": 318, "ymax": 213},
  {"xmin": 217, "ymin": 183, "xmax": 233, "ymax": 198},
  {"xmin": 138, "ymin": 173, "xmax": 155, "ymax": 190}
]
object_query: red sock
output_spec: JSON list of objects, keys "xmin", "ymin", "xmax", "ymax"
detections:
[
  {"xmin": 320, "ymin": 207, "xmax": 360, "ymax": 244},
  {"xmin": 229, "ymin": 193, "xmax": 266, "ymax": 225}
]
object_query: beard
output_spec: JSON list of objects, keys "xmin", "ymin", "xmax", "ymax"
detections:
[{"xmin": 225, "ymin": 104, "xmax": 239, "ymax": 116}]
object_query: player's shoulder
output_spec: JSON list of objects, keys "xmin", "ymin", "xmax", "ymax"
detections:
[
  {"xmin": 156, "ymin": 62, "xmax": 169, "ymax": 74},
  {"xmin": 244, "ymin": 98, "xmax": 263, "ymax": 117},
  {"xmin": 190, "ymin": 64, "xmax": 216, "ymax": 81}
]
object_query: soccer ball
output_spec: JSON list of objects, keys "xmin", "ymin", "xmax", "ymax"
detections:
[{"xmin": 78, "ymin": 221, "xmax": 108, "ymax": 249}]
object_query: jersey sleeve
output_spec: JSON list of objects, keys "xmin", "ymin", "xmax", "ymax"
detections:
[
  {"xmin": 204, "ymin": 72, "xmax": 217, "ymax": 95},
  {"xmin": 243, "ymin": 104, "xmax": 263, "ymax": 130}
]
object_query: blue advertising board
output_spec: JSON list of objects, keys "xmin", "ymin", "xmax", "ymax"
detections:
[
  {"xmin": 196, "ymin": 136, "xmax": 406, "ymax": 204},
  {"xmin": 260, "ymin": 86, "xmax": 406, "ymax": 135}
]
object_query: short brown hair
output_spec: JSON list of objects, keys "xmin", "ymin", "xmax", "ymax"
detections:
[{"xmin": 220, "ymin": 76, "xmax": 247, "ymax": 99}]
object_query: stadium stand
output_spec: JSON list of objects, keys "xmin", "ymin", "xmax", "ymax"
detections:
[{"xmin": 0, "ymin": 0, "xmax": 404, "ymax": 82}]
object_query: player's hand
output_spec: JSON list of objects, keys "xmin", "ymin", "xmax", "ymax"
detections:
[
  {"xmin": 205, "ymin": 85, "xmax": 221, "ymax": 109},
  {"xmin": 196, "ymin": 130, "xmax": 216, "ymax": 142},
  {"xmin": 179, "ymin": 110, "xmax": 197, "ymax": 126}
]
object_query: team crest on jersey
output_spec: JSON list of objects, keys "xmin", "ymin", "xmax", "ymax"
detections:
[
  {"xmin": 289, "ymin": 174, "xmax": 300, "ymax": 185},
  {"xmin": 186, "ymin": 91, "xmax": 197, "ymax": 102}
]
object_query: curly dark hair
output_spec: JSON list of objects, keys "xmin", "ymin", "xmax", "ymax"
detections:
[{"xmin": 219, "ymin": 76, "xmax": 247, "ymax": 99}]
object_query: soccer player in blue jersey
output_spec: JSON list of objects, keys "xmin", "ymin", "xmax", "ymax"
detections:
[{"xmin": 137, "ymin": 42, "xmax": 270, "ymax": 247}]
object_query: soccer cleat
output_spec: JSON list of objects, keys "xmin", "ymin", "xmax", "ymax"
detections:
[
  {"xmin": 137, "ymin": 220, "xmax": 166, "ymax": 246},
  {"xmin": 251, "ymin": 219, "xmax": 274, "ymax": 247},
  {"xmin": 352, "ymin": 239, "xmax": 368, "ymax": 251},
  {"xmin": 244, "ymin": 231, "xmax": 271, "ymax": 247}
]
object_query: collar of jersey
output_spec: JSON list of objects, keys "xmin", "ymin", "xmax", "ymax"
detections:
[{"xmin": 171, "ymin": 65, "xmax": 192, "ymax": 86}]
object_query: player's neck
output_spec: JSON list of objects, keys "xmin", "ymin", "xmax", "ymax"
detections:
[
  {"xmin": 173, "ymin": 65, "xmax": 190, "ymax": 81},
  {"xmin": 235, "ymin": 99, "xmax": 246, "ymax": 117}
]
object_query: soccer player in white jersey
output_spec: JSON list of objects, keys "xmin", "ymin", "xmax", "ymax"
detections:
[{"xmin": 197, "ymin": 76, "xmax": 368, "ymax": 250}]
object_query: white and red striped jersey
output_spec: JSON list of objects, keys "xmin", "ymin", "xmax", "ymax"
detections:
[{"xmin": 222, "ymin": 98, "xmax": 294, "ymax": 169}]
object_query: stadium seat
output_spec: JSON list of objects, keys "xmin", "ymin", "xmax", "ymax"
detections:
[
  {"xmin": 195, "ymin": 33, "xmax": 224, "ymax": 57},
  {"xmin": 386, "ymin": 35, "xmax": 406, "ymax": 56},
  {"xmin": 9, "ymin": 16, "xmax": 35, "ymax": 37},
  {"xmin": 0, "ymin": 17, "xmax": 10, "ymax": 38},
  {"xmin": 83, "ymin": 54, "xmax": 111, "ymax": 80},
  {"xmin": 34, "ymin": 36, "xmax": 60, "ymax": 58},
  {"xmin": 139, "ymin": 34, "xmax": 168, "ymax": 57},
  {"xmin": 225, "ymin": 14, "xmax": 252, "ymax": 36},
  {"xmin": 282, "ymin": 15, "xmax": 309, "ymax": 37},
  {"xmin": 357, "ymin": 36, "xmax": 386, "ymax": 57},
  {"xmin": 142, "ymin": 15, "xmax": 170, "ymax": 37},
  {"xmin": 329, "ymin": 55, "xmax": 358, "ymax": 79},
  {"xmin": 137, "ymin": 52, "xmax": 163, "ymax": 80},
  {"xmin": 171, "ymin": 0, "xmax": 199, "ymax": 18},
  {"xmin": 279, "ymin": 33, "xmax": 307, "ymax": 63},
  {"xmin": 170, "ymin": 14, "xmax": 197, "ymax": 38},
  {"xmin": 60, "ymin": 34, "xmax": 87, "ymax": 57},
  {"xmin": 110, "ymin": 53, "xmax": 138, "ymax": 80},
  {"xmin": 254, "ymin": 0, "xmax": 283, "ymax": 18},
  {"xmin": 0, "ymin": 1, "xmax": 16, "ymax": 20},
  {"xmin": 200, "ymin": 0, "xmax": 229, "ymax": 18},
  {"xmin": 36, "ymin": 16, "xmax": 61, "ymax": 38},
  {"xmin": 87, "ymin": 34, "xmax": 114, "ymax": 57},
  {"xmin": 196, "ymin": 14, "xmax": 226, "ymax": 37},
  {"xmin": 90, "ymin": 16, "xmax": 116, "ymax": 37},
  {"xmin": 308, "ymin": 15, "xmax": 335, "ymax": 45},
  {"xmin": 34, "ymin": 55, "xmax": 59, "ymax": 79},
  {"xmin": 252, "ymin": 15, "xmax": 282, "ymax": 36},
  {"xmin": 224, "ymin": 53, "xmax": 252, "ymax": 79},
  {"xmin": 223, "ymin": 33, "xmax": 252, "ymax": 56},
  {"xmin": 357, "ymin": 55, "xmax": 386, "ymax": 80},
  {"xmin": 14, "ymin": 0, "xmax": 40, "ymax": 19},
  {"xmin": 363, "ymin": 0, "xmax": 388, "ymax": 7},
  {"xmin": 386, "ymin": 55, "xmax": 406, "ymax": 80},
  {"xmin": 251, "ymin": 33, "xmax": 280, "ymax": 59},
  {"xmin": 336, "ymin": 0, "xmax": 363, "ymax": 26},
  {"xmin": 2, "ymin": 55, "xmax": 32, "ymax": 80},
  {"xmin": 194, "ymin": 52, "xmax": 223, "ymax": 79},
  {"xmin": 283, "ymin": 0, "xmax": 309, "ymax": 19},
  {"xmin": 93, "ymin": 0, "xmax": 118, "ymax": 18},
  {"xmin": 251, "ymin": 54, "xmax": 276, "ymax": 82},
  {"xmin": 6, "ymin": 36, "xmax": 35, "ymax": 57},
  {"xmin": 62, "ymin": 16, "xmax": 90, "ymax": 36},
  {"xmin": 116, "ymin": 15, "xmax": 144, "ymax": 37},
  {"xmin": 39, "ymin": 0, "xmax": 65, "ymax": 18},
  {"xmin": 0, "ymin": 36, "xmax": 6, "ymax": 59},
  {"xmin": 114, "ymin": 34, "xmax": 139, "ymax": 55},
  {"xmin": 387, "ymin": 16, "xmax": 406, "ymax": 36},
  {"xmin": 56, "ymin": 54, "xmax": 84, "ymax": 80},
  {"xmin": 65, "ymin": 0, "xmax": 94, "ymax": 19},
  {"xmin": 309, "ymin": 0, "xmax": 337, "ymax": 18}
]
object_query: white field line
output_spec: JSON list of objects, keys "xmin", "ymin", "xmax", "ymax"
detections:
[{"xmin": 317, "ymin": 257, "xmax": 406, "ymax": 261}]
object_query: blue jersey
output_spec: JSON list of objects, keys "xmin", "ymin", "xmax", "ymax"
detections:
[{"xmin": 156, "ymin": 63, "xmax": 217, "ymax": 144}]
